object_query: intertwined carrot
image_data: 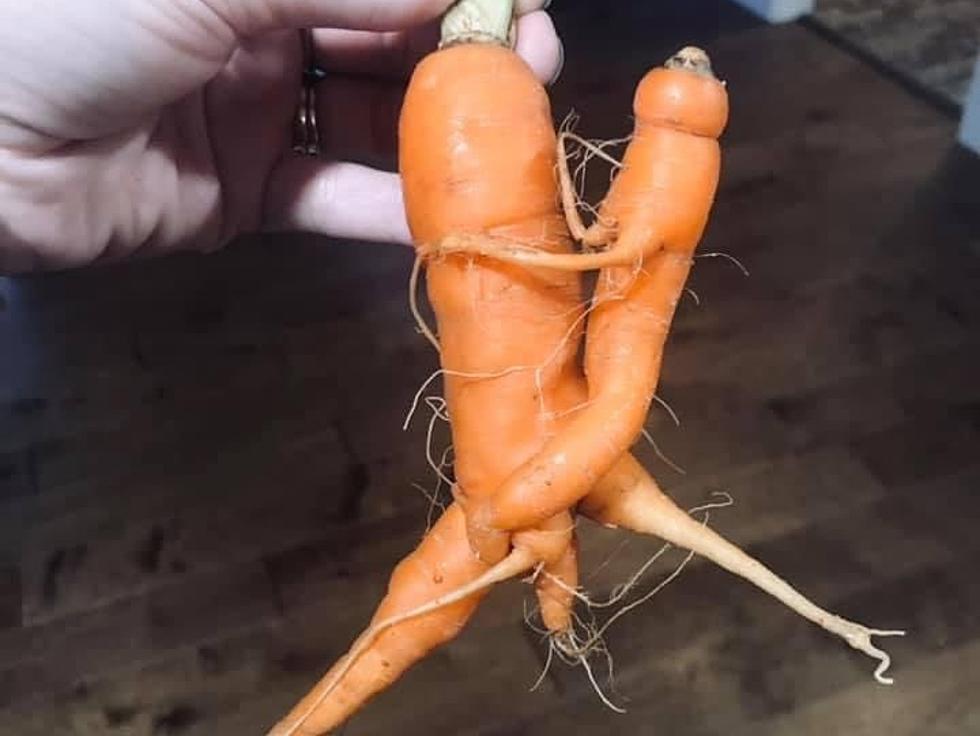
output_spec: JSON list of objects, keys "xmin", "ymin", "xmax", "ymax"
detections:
[{"xmin": 269, "ymin": 20, "xmax": 906, "ymax": 736}]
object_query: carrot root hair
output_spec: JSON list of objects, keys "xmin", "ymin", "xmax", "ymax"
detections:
[
  {"xmin": 557, "ymin": 128, "xmax": 623, "ymax": 246},
  {"xmin": 409, "ymin": 254, "xmax": 441, "ymax": 352}
]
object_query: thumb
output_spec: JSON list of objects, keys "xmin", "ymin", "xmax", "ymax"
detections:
[{"xmin": 0, "ymin": 0, "xmax": 457, "ymax": 146}]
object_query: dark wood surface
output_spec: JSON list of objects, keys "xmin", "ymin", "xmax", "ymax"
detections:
[{"xmin": 2, "ymin": 2, "xmax": 980, "ymax": 734}]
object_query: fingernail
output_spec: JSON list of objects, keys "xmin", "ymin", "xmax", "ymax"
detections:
[{"xmin": 548, "ymin": 36, "xmax": 564, "ymax": 86}]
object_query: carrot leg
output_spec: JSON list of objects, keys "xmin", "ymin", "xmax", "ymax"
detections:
[
  {"xmin": 268, "ymin": 504, "xmax": 536, "ymax": 736},
  {"xmin": 582, "ymin": 454, "xmax": 907, "ymax": 684},
  {"xmin": 535, "ymin": 532, "xmax": 579, "ymax": 635}
]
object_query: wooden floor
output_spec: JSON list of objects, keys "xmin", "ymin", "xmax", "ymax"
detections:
[
  {"xmin": 814, "ymin": 0, "xmax": 980, "ymax": 106},
  {"xmin": 3, "ymin": 2, "xmax": 980, "ymax": 734}
]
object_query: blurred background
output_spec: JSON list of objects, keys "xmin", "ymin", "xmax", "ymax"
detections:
[{"xmin": 1, "ymin": 1, "xmax": 979, "ymax": 734}]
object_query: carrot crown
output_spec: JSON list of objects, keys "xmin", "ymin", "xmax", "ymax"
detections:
[{"xmin": 665, "ymin": 46, "xmax": 715, "ymax": 77}]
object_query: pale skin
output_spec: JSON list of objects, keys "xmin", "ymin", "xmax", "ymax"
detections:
[{"xmin": 0, "ymin": 0, "xmax": 562, "ymax": 272}]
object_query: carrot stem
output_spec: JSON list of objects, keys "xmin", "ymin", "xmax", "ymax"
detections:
[{"xmin": 441, "ymin": 0, "xmax": 515, "ymax": 47}]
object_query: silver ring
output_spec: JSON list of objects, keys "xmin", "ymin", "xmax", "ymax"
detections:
[{"xmin": 293, "ymin": 29, "xmax": 325, "ymax": 156}]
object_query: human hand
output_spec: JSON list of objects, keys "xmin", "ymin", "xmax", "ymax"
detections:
[{"xmin": 0, "ymin": 0, "xmax": 562, "ymax": 272}]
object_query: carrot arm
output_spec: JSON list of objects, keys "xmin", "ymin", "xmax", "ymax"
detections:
[
  {"xmin": 430, "ymin": 230, "xmax": 661, "ymax": 271},
  {"xmin": 557, "ymin": 132, "xmax": 617, "ymax": 247},
  {"xmin": 582, "ymin": 454, "xmax": 907, "ymax": 684}
]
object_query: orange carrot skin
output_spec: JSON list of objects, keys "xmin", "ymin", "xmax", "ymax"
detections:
[
  {"xmin": 476, "ymin": 60, "xmax": 729, "ymax": 539},
  {"xmin": 400, "ymin": 43, "xmax": 586, "ymax": 562},
  {"xmin": 478, "ymin": 253, "xmax": 694, "ymax": 534},
  {"xmin": 402, "ymin": 44, "xmax": 563, "ymax": 248}
]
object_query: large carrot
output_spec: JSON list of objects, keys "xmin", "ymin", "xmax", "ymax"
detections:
[
  {"xmin": 402, "ymin": 0, "xmax": 591, "ymax": 638},
  {"xmin": 401, "ymin": 10, "xmax": 590, "ymax": 564},
  {"xmin": 271, "ymin": 1, "xmax": 586, "ymax": 730}
]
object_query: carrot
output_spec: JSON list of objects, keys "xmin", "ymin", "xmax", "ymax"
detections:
[
  {"xmin": 581, "ymin": 453, "xmax": 906, "ymax": 683},
  {"xmin": 441, "ymin": 48, "xmax": 727, "ymax": 559},
  {"xmin": 403, "ymin": 0, "xmax": 589, "ymax": 639}
]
